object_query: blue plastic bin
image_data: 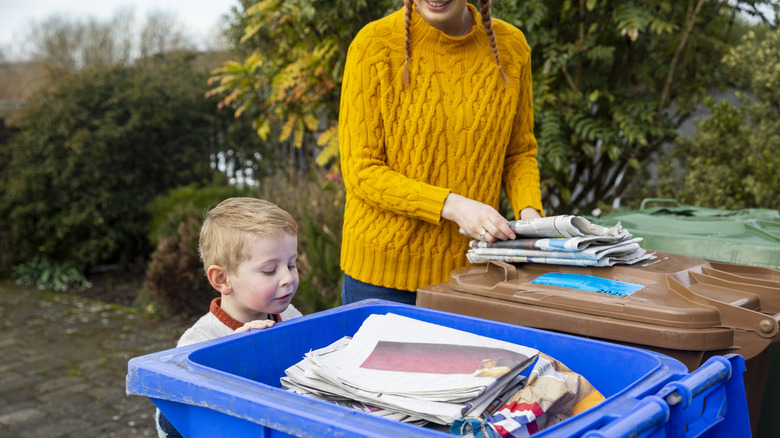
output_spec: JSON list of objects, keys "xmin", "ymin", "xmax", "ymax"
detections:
[{"xmin": 126, "ymin": 300, "xmax": 750, "ymax": 437}]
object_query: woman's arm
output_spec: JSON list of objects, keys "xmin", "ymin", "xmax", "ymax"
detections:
[{"xmin": 338, "ymin": 32, "xmax": 451, "ymax": 225}]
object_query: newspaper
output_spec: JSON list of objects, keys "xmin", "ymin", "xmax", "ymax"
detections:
[
  {"xmin": 466, "ymin": 248, "xmax": 654, "ymax": 267},
  {"xmin": 469, "ymin": 233, "xmax": 629, "ymax": 252},
  {"xmin": 468, "ymin": 238, "xmax": 644, "ymax": 261},
  {"xmin": 282, "ymin": 313, "xmax": 539, "ymax": 425},
  {"xmin": 463, "ymin": 215, "xmax": 653, "ymax": 266},
  {"xmin": 509, "ymin": 215, "xmax": 623, "ymax": 238}
]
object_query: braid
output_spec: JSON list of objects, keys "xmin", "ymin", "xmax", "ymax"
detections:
[
  {"xmin": 478, "ymin": 0, "xmax": 510, "ymax": 85},
  {"xmin": 402, "ymin": 0, "xmax": 413, "ymax": 86}
]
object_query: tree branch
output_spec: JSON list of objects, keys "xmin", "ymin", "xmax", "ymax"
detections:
[{"xmin": 656, "ymin": 0, "xmax": 706, "ymax": 118}]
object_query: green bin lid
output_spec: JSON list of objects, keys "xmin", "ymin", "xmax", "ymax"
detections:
[{"xmin": 592, "ymin": 199, "xmax": 780, "ymax": 269}]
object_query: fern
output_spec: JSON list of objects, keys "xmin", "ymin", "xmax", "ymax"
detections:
[
  {"xmin": 585, "ymin": 45, "xmax": 615, "ymax": 63},
  {"xmin": 613, "ymin": 3, "xmax": 651, "ymax": 41},
  {"xmin": 538, "ymin": 111, "xmax": 570, "ymax": 172}
]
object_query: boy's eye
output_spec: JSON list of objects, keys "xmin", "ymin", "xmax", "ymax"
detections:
[
  {"xmin": 262, "ymin": 268, "xmax": 276, "ymax": 275},
  {"xmin": 289, "ymin": 264, "xmax": 297, "ymax": 270}
]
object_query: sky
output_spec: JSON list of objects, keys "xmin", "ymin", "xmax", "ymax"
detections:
[{"xmin": 0, "ymin": 0, "xmax": 239, "ymax": 59}]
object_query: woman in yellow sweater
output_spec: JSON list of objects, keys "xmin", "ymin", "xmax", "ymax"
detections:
[{"xmin": 339, "ymin": 0, "xmax": 543, "ymax": 304}]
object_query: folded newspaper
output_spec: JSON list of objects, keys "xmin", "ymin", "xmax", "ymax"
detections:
[
  {"xmin": 282, "ymin": 313, "xmax": 539, "ymax": 426},
  {"xmin": 464, "ymin": 215, "xmax": 654, "ymax": 266}
]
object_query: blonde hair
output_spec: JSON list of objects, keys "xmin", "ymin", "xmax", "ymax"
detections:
[
  {"xmin": 199, "ymin": 197, "xmax": 298, "ymax": 274},
  {"xmin": 402, "ymin": 0, "xmax": 509, "ymax": 86}
]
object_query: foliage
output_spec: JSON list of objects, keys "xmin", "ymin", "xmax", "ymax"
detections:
[
  {"xmin": 652, "ymin": 28, "xmax": 780, "ymax": 209},
  {"xmin": 147, "ymin": 183, "xmax": 256, "ymax": 246},
  {"xmin": 208, "ymin": 0, "xmax": 396, "ymax": 170},
  {"xmin": 491, "ymin": 0, "xmax": 778, "ymax": 214},
  {"xmin": 0, "ymin": 55, "xmax": 227, "ymax": 271},
  {"xmin": 12, "ymin": 257, "xmax": 91, "ymax": 292},
  {"xmin": 144, "ymin": 216, "xmax": 216, "ymax": 318}
]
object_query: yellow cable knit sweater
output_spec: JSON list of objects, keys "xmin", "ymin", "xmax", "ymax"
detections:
[{"xmin": 339, "ymin": 4, "xmax": 542, "ymax": 292}]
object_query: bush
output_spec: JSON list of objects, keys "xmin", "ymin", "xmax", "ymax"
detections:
[
  {"xmin": 12, "ymin": 257, "xmax": 91, "ymax": 292},
  {"xmin": 147, "ymin": 184, "xmax": 255, "ymax": 246},
  {"xmin": 650, "ymin": 29, "xmax": 780, "ymax": 210},
  {"xmin": 0, "ymin": 56, "xmax": 224, "ymax": 271}
]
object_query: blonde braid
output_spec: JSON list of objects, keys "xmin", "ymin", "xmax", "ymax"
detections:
[
  {"xmin": 478, "ymin": 0, "xmax": 510, "ymax": 84},
  {"xmin": 402, "ymin": 0, "xmax": 413, "ymax": 86}
]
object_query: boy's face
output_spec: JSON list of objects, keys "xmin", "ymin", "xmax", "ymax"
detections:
[{"xmin": 223, "ymin": 232, "xmax": 299, "ymax": 322}]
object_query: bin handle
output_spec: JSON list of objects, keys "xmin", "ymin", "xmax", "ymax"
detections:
[
  {"xmin": 640, "ymin": 198, "xmax": 682, "ymax": 210},
  {"xmin": 581, "ymin": 396, "xmax": 669, "ymax": 438},
  {"xmin": 582, "ymin": 356, "xmax": 739, "ymax": 438},
  {"xmin": 656, "ymin": 356, "xmax": 731, "ymax": 408}
]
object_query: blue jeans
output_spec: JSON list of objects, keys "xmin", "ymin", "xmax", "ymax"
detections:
[{"xmin": 341, "ymin": 274, "xmax": 417, "ymax": 306}]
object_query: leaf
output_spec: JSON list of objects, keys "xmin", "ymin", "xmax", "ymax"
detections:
[
  {"xmin": 304, "ymin": 114, "xmax": 319, "ymax": 131},
  {"xmin": 613, "ymin": 4, "xmax": 649, "ymax": 42},
  {"xmin": 279, "ymin": 115, "xmax": 296, "ymax": 142},
  {"xmin": 255, "ymin": 119, "xmax": 271, "ymax": 141},
  {"xmin": 293, "ymin": 119, "xmax": 304, "ymax": 148}
]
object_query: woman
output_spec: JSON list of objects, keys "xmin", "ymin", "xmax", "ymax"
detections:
[{"xmin": 339, "ymin": 0, "xmax": 543, "ymax": 305}]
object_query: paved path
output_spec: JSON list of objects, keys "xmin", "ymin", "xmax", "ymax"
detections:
[{"xmin": 0, "ymin": 282, "xmax": 189, "ymax": 437}]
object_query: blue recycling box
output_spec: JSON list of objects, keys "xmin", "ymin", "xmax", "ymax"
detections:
[{"xmin": 126, "ymin": 300, "xmax": 750, "ymax": 437}]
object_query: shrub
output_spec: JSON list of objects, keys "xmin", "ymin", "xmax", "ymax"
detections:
[
  {"xmin": 147, "ymin": 184, "xmax": 255, "ymax": 246},
  {"xmin": 12, "ymin": 257, "xmax": 91, "ymax": 292},
  {"xmin": 0, "ymin": 57, "xmax": 224, "ymax": 271},
  {"xmin": 649, "ymin": 29, "xmax": 780, "ymax": 210}
]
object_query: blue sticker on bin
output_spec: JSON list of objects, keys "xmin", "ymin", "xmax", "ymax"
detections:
[{"xmin": 530, "ymin": 273, "xmax": 644, "ymax": 297}]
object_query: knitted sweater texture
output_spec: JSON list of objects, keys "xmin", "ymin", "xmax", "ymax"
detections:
[{"xmin": 339, "ymin": 5, "xmax": 542, "ymax": 292}]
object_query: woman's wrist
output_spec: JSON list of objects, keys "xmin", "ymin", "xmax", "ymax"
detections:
[
  {"xmin": 441, "ymin": 192, "xmax": 462, "ymax": 222},
  {"xmin": 519, "ymin": 206, "xmax": 542, "ymax": 219}
]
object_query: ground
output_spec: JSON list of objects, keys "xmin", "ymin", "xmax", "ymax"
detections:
[{"xmin": 81, "ymin": 268, "xmax": 146, "ymax": 308}]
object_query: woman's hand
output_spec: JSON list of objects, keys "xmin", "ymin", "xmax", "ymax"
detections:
[
  {"xmin": 441, "ymin": 193, "xmax": 516, "ymax": 242},
  {"xmin": 234, "ymin": 319, "xmax": 275, "ymax": 333}
]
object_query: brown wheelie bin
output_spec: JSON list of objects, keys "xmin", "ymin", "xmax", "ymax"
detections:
[{"xmin": 417, "ymin": 252, "xmax": 780, "ymax": 436}]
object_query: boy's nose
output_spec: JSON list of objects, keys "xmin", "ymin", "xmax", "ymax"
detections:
[{"xmin": 279, "ymin": 267, "xmax": 295, "ymax": 286}]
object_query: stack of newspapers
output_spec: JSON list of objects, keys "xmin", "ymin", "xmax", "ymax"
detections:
[
  {"xmin": 466, "ymin": 215, "xmax": 654, "ymax": 267},
  {"xmin": 281, "ymin": 313, "xmax": 539, "ymax": 425}
]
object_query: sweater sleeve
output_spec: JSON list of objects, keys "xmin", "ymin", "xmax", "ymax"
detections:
[
  {"xmin": 502, "ymin": 34, "xmax": 544, "ymax": 219},
  {"xmin": 338, "ymin": 26, "xmax": 451, "ymax": 225}
]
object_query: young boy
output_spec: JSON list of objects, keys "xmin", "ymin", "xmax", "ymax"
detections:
[{"xmin": 157, "ymin": 197, "xmax": 303, "ymax": 437}]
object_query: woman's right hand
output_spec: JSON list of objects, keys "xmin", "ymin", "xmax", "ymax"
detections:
[{"xmin": 441, "ymin": 193, "xmax": 516, "ymax": 243}]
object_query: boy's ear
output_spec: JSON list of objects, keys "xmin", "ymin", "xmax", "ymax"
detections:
[{"xmin": 207, "ymin": 265, "xmax": 232, "ymax": 295}]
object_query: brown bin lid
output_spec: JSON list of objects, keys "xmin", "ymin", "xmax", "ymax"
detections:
[{"xmin": 418, "ymin": 252, "xmax": 780, "ymax": 361}]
